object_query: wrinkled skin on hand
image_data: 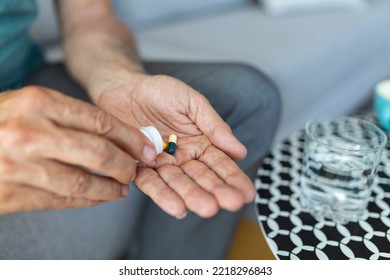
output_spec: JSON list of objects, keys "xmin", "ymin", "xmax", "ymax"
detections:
[
  {"xmin": 0, "ymin": 86, "xmax": 155, "ymax": 214},
  {"xmin": 98, "ymin": 74, "xmax": 256, "ymax": 219}
]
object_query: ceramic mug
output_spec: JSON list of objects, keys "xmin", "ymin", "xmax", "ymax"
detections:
[{"xmin": 375, "ymin": 80, "xmax": 390, "ymax": 131}]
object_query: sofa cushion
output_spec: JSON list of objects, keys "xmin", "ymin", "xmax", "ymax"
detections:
[
  {"xmin": 113, "ymin": 0, "xmax": 251, "ymax": 30},
  {"xmin": 259, "ymin": 0, "xmax": 367, "ymax": 16}
]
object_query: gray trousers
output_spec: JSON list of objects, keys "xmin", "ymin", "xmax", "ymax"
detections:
[{"xmin": 0, "ymin": 62, "xmax": 280, "ymax": 259}]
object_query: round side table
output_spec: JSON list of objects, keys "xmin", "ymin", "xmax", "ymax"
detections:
[{"xmin": 255, "ymin": 115, "xmax": 390, "ymax": 260}]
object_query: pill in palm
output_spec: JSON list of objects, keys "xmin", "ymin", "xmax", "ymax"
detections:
[{"xmin": 167, "ymin": 134, "xmax": 177, "ymax": 155}]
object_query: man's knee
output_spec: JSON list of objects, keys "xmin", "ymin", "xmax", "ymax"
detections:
[
  {"xmin": 216, "ymin": 64, "xmax": 280, "ymax": 177},
  {"xmin": 231, "ymin": 63, "xmax": 279, "ymax": 118},
  {"xmin": 209, "ymin": 63, "xmax": 280, "ymax": 128}
]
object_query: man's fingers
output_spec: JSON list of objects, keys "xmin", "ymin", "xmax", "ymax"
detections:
[
  {"xmin": 38, "ymin": 88, "xmax": 156, "ymax": 163},
  {"xmin": 43, "ymin": 161, "xmax": 129, "ymax": 201},
  {"xmin": 135, "ymin": 167, "xmax": 186, "ymax": 219},
  {"xmin": 199, "ymin": 146, "xmax": 256, "ymax": 203},
  {"xmin": 157, "ymin": 164, "xmax": 219, "ymax": 218},
  {"xmin": 32, "ymin": 127, "xmax": 137, "ymax": 184},
  {"xmin": 181, "ymin": 160, "xmax": 245, "ymax": 212},
  {"xmin": 0, "ymin": 183, "xmax": 104, "ymax": 214},
  {"xmin": 9, "ymin": 159, "xmax": 128, "ymax": 201},
  {"xmin": 0, "ymin": 157, "xmax": 127, "ymax": 201}
]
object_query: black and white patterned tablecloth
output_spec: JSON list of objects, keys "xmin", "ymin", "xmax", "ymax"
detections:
[{"xmin": 255, "ymin": 115, "xmax": 390, "ymax": 260}]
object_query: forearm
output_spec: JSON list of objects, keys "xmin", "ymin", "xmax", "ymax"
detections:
[{"xmin": 58, "ymin": 0, "xmax": 144, "ymax": 103}]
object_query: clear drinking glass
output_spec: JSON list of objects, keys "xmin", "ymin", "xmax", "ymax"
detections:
[{"xmin": 300, "ymin": 117, "xmax": 387, "ymax": 223}]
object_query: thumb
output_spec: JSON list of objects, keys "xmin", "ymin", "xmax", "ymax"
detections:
[{"xmin": 192, "ymin": 94, "xmax": 247, "ymax": 160}]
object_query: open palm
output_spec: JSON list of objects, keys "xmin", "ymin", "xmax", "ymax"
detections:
[{"xmin": 98, "ymin": 74, "xmax": 255, "ymax": 218}]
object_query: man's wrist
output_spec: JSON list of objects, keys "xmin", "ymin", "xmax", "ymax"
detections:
[{"xmin": 86, "ymin": 63, "xmax": 146, "ymax": 104}]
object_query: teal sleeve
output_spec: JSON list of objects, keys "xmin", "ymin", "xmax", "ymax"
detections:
[{"xmin": 0, "ymin": 0, "xmax": 44, "ymax": 91}]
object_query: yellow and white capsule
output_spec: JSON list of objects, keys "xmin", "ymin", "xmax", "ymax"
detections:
[
  {"xmin": 163, "ymin": 141, "xmax": 168, "ymax": 151},
  {"xmin": 167, "ymin": 134, "xmax": 177, "ymax": 155}
]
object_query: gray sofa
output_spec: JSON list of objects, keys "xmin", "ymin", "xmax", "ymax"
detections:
[{"xmin": 31, "ymin": 0, "xmax": 390, "ymax": 142}]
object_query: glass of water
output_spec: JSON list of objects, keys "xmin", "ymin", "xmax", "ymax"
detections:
[{"xmin": 300, "ymin": 117, "xmax": 387, "ymax": 223}]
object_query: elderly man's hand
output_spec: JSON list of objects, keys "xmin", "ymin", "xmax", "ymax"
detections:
[
  {"xmin": 0, "ymin": 86, "xmax": 156, "ymax": 214},
  {"xmin": 98, "ymin": 74, "xmax": 256, "ymax": 219}
]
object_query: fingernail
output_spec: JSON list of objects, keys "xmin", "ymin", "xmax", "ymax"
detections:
[
  {"xmin": 143, "ymin": 145, "xmax": 156, "ymax": 162},
  {"xmin": 121, "ymin": 184, "xmax": 130, "ymax": 197},
  {"xmin": 176, "ymin": 211, "xmax": 188, "ymax": 220}
]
